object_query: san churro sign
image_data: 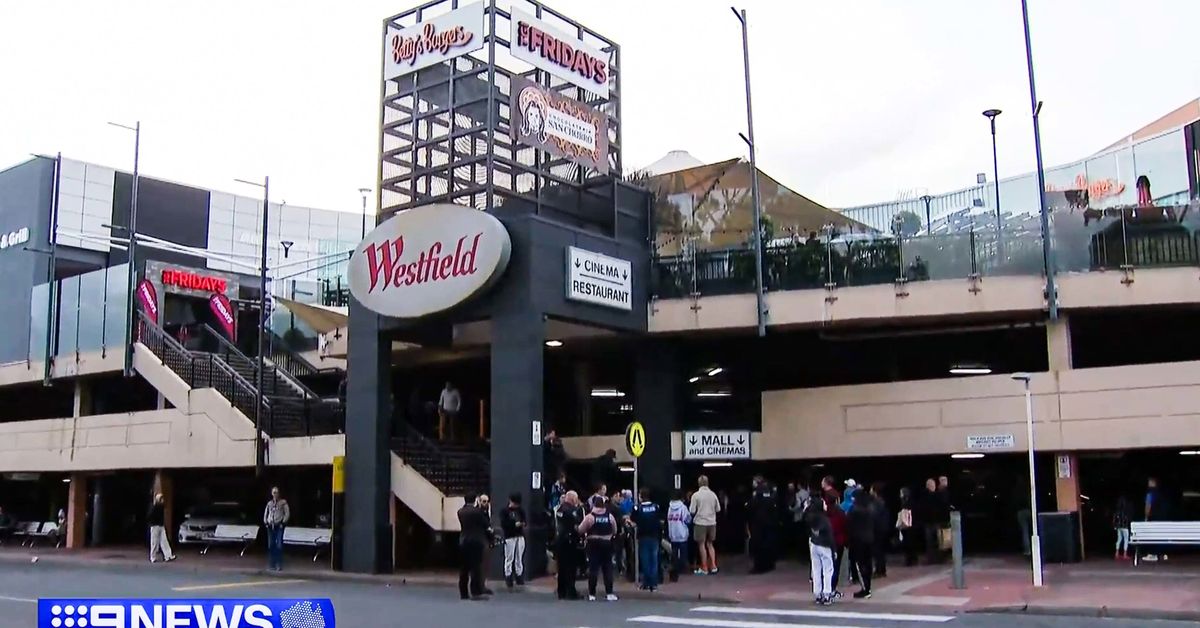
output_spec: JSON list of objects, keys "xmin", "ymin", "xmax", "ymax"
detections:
[
  {"xmin": 383, "ymin": 2, "xmax": 485, "ymax": 80},
  {"xmin": 349, "ymin": 204, "xmax": 511, "ymax": 318}
]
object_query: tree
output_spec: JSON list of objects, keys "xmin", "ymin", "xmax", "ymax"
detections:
[{"xmin": 892, "ymin": 210, "xmax": 922, "ymax": 237}]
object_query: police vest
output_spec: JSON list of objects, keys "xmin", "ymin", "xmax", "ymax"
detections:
[{"xmin": 590, "ymin": 512, "xmax": 615, "ymax": 538}]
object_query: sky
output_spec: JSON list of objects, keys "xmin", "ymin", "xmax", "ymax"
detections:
[{"xmin": 2, "ymin": 0, "xmax": 1198, "ymax": 213}]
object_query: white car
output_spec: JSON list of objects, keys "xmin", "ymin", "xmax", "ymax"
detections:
[{"xmin": 177, "ymin": 502, "xmax": 247, "ymax": 544}]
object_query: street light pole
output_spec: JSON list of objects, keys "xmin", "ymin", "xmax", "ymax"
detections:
[
  {"xmin": 109, "ymin": 121, "xmax": 141, "ymax": 378},
  {"xmin": 982, "ymin": 110, "xmax": 1003, "ymax": 237},
  {"xmin": 1013, "ymin": 372, "xmax": 1043, "ymax": 587},
  {"xmin": 919, "ymin": 195, "xmax": 933, "ymax": 235},
  {"xmin": 1020, "ymin": 0, "xmax": 1058, "ymax": 320},
  {"xmin": 732, "ymin": 6, "xmax": 766, "ymax": 338},
  {"xmin": 235, "ymin": 176, "xmax": 270, "ymax": 477},
  {"xmin": 358, "ymin": 187, "xmax": 371, "ymax": 239}
]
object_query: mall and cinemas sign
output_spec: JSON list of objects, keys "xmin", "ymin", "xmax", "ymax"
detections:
[{"xmin": 348, "ymin": 203, "xmax": 511, "ymax": 319}]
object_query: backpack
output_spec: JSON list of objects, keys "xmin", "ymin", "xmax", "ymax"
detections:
[{"xmin": 896, "ymin": 508, "xmax": 913, "ymax": 530}]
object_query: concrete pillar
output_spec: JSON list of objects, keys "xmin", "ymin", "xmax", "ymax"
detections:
[
  {"xmin": 489, "ymin": 308, "xmax": 545, "ymax": 577},
  {"xmin": 1046, "ymin": 316, "xmax": 1072, "ymax": 372},
  {"xmin": 634, "ymin": 340, "xmax": 677, "ymax": 500},
  {"xmin": 72, "ymin": 379, "xmax": 92, "ymax": 417},
  {"xmin": 573, "ymin": 361, "xmax": 593, "ymax": 436},
  {"xmin": 65, "ymin": 473, "xmax": 87, "ymax": 549},
  {"xmin": 343, "ymin": 300, "xmax": 393, "ymax": 574},
  {"xmin": 153, "ymin": 470, "xmax": 174, "ymax": 535}
]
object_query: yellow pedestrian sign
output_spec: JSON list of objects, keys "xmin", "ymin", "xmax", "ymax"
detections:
[{"xmin": 625, "ymin": 421, "xmax": 646, "ymax": 458}]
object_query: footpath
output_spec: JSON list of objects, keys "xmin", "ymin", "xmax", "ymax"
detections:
[{"xmin": 2, "ymin": 545, "xmax": 1198, "ymax": 620}]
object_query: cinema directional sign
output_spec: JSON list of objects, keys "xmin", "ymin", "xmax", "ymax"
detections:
[
  {"xmin": 683, "ymin": 430, "xmax": 752, "ymax": 461},
  {"xmin": 566, "ymin": 246, "xmax": 631, "ymax": 311}
]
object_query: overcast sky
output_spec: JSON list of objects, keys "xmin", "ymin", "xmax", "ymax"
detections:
[{"xmin": 2, "ymin": 1, "xmax": 1198, "ymax": 212}]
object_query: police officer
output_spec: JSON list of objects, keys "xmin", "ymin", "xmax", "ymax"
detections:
[
  {"xmin": 748, "ymin": 475, "xmax": 779, "ymax": 574},
  {"xmin": 554, "ymin": 490, "xmax": 583, "ymax": 600},
  {"xmin": 632, "ymin": 486, "xmax": 663, "ymax": 591}
]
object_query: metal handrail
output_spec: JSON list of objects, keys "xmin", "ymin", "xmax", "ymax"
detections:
[{"xmin": 198, "ymin": 324, "xmax": 323, "ymax": 403}]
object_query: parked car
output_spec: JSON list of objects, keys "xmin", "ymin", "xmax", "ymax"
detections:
[{"xmin": 177, "ymin": 502, "xmax": 246, "ymax": 544}]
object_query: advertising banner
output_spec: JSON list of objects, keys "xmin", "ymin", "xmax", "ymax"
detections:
[
  {"xmin": 509, "ymin": 8, "xmax": 610, "ymax": 97},
  {"xmin": 383, "ymin": 2, "xmax": 485, "ymax": 80},
  {"xmin": 510, "ymin": 75, "xmax": 609, "ymax": 174},
  {"xmin": 209, "ymin": 292, "xmax": 237, "ymax": 339},
  {"xmin": 136, "ymin": 278, "xmax": 158, "ymax": 324}
]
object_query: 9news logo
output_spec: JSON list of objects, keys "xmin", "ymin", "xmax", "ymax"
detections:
[{"xmin": 39, "ymin": 599, "xmax": 335, "ymax": 628}]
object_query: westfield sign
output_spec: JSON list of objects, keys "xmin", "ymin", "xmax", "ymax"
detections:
[{"xmin": 349, "ymin": 204, "xmax": 511, "ymax": 318}]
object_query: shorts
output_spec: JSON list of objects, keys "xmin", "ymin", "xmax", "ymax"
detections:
[{"xmin": 693, "ymin": 524, "xmax": 717, "ymax": 543}]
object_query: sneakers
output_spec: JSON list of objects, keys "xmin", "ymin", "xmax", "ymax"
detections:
[
  {"xmin": 165, "ymin": 556, "xmax": 176, "ymax": 562},
  {"xmin": 709, "ymin": 567, "xmax": 719, "ymax": 575},
  {"xmin": 1143, "ymin": 554, "xmax": 1159, "ymax": 562},
  {"xmin": 833, "ymin": 590, "xmax": 844, "ymax": 600},
  {"xmin": 606, "ymin": 594, "xmax": 619, "ymax": 602},
  {"xmin": 816, "ymin": 595, "xmax": 833, "ymax": 606},
  {"xmin": 853, "ymin": 590, "xmax": 872, "ymax": 599},
  {"xmin": 588, "ymin": 595, "xmax": 597, "ymax": 601},
  {"xmin": 693, "ymin": 568, "xmax": 707, "ymax": 576}
]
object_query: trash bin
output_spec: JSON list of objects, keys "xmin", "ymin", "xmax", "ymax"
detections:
[{"xmin": 1037, "ymin": 511, "xmax": 1080, "ymax": 563}]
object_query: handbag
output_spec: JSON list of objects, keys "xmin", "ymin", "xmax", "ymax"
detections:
[
  {"xmin": 896, "ymin": 508, "xmax": 913, "ymax": 530},
  {"xmin": 938, "ymin": 526, "xmax": 953, "ymax": 551}
]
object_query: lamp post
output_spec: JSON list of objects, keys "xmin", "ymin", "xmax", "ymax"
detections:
[
  {"xmin": 982, "ymin": 109, "xmax": 1003, "ymax": 238},
  {"xmin": 919, "ymin": 194, "xmax": 934, "ymax": 235},
  {"xmin": 1020, "ymin": 0, "xmax": 1058, "ymax": 320},
  {"xmin": 109, "ymin": 121, "xmax": 140, "ymax": 378},
  {"xmin": 732, "ymin": 6, "xmax": 766, "ymax": 338},
  {"xmin": 358, "ymin": 187, "xmax": 372, "ymax": 239},
  {"xmin": 1012, "ymin": 372, "xmax": 1043, "ymax": 587},
  {"xmin": 235, "ymin": 176, "xmax": 270, "ymax": 477}
]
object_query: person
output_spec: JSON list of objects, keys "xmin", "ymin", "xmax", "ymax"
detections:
[
  {"xmin": 1143, "ymin": 477, "xmax": 1168, "ymax": 562},
  {"xmin": 52, "ymin": 508, "xmax": 67, "ymax": 548},
  {"xmin": 554, "ymin": 491, "xmax": 583, "ymax": 600},
  {"xmin": 147, "ymin": 493, "xmax": 176, "ymax": 563},
  {"xmin": 592, "ymin": 450, "xmax": 619, "ymax": 495},
  {"xmin": 0, "ymin": 506, "xmax": 15, "ymax": 544},
  {"xmin": 458, "ymin": 493, "xmax": 492, "ymax": 600},
  {"xmin": 549, "ymin": 472, "xmax": 568, "ymax": 511},
  {"xmin": 806, "ymin": 495, "xmax": 836, "ymax": 606},
  {"xmin": 790, "ymin": 481, "xmax": 811, "ymax": 561},
  {"xmin": 841, "ymin": 479, "xmax": 859, "ymax": 513},
  {"xmin": 612, "ymin": 490, "xmax": 632, "ymax": 579},
  {"xmin": 870, "ymin": 482, "xmax": 890, "ymax": 578},
  {"xmin": 666, "ymin": 492, "xmax": 691, "ymax": 582},
  {"xmin": 263, "ymin": 487, "xmax": 290, "ymax": 572},
  {"xmin": 577, "ymin": 494, "xmax": 618, "ymax": 601},
  {"xmin": 632, "ymin": 486, "xmax": 662, "ymax": 591},
  {"xmin": 1113, "ymin": 495, "xmax": 1132, "ymax": 561},
  {"xmin": 918, "ymin": 478, "xmax": 945, "ymax": 565},
  {"xmin": 438, "ymin": 381, "xmax": 461, "ymax": 442},
  {"xmin": 748, "ymin": 475, "xmax": 779, "ymax": 574},
  {"xmin": 897, "ymin": 487, "xmax": 918, "ymax": 567},
  {"xmin": 847, "ymin": 489, "xmax": 876, "ymax": 599},
  {"xmin": 501, "ymin": 493, "xmax": 527, "ymax": 588},
  {"xmin": 821, "ymin": 478, "xmax": 848, "ymax": 598},
  {"xmin": 543, "ymin": 429, "xmax": 567, "ymax": 480},
  {"xmin": 689, "ymin": 475, "xmax": 721, "ymax": 575}
]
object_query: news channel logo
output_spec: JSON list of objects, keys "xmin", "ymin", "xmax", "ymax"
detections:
[{"xmin": 38, "ymin": 599, "xmax": 335, "ymax": 628}]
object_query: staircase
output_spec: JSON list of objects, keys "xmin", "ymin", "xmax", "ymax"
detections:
[{"xmin": 391, "ymin": 422, "xmax": 490, "ymax": 498}]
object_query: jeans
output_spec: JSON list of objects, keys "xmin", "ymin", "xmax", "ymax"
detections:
[
  {"xmin": 1115, "ymin": 528, "xmax": 1130, "ymax": 553},
  {"xmin": 459, "ymin": 540, "xmax": 485, "ymax": 599},
  {"xmin": 503, "ymin": 536, "xmax": 526, "ymax": 580},
  {"xmin": 586, "ymin": 540, "xmax": 614, "ymax": 597},
  {"xmin": 638, "ymin": 537, "xmax": 659, "ymax": 588},
  {"xmin": 809, "ymin": 542, "xmax": 834, "ymax": 599},
  {"xmin": 670, "ymin": 541, "xmax": 688, "ymax": 579},
  {"xmin": 266, "ymin": 526, "xmax": 285, "ymax": 570}
]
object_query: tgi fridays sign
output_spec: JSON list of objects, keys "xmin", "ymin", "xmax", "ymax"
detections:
[
  {"xmin": 511, "ymin": 76, "xmax": 609, "ymax": 174},
  {"xmin": 384, "ymin": 1, "xmax": 485, "ymax": 80},
  {"xmin": 145, "ymin": 260, "xmax": 239, "ymax": 300},
  {"xmin": 510, "ymin": 8, "xmax": 610, "ymax": 97},
  {"xmin": 349, "ymin": 203, "xmax": 511, "ymax": 318},
  {"xmin": 566, "ymin": 246, "xmax": 631, "ymax": 311}
]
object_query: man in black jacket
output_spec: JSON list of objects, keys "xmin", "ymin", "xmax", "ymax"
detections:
[
  {"xmin": 869, "ymin": 482, "xmax": 890, "ymax": 578},
  {"xmin": 847, "ymin": 490, "xmax": 876, "ymax": 599},
  {"xmin": 501, "ymin": 493, "xmax": 527, "ymax": 588},
  {"xmin": 748, "ymin": 476, "xmax": 779, "ymax": 574},
  {"xmin": 458, "ymin": 494, "xmax": 493, "ymax": 601},
  {"xmin": 553, "ymin": 491, "xmax": 583, "ymax": 600}
]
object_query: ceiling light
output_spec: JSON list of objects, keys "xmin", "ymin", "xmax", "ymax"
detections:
[
  {"xmin": 62, "ymin": 478, "xmax": 71, "ymax": 483},
  {"xmin": 619, "ymin": 465, "xmax": 635, "ymax": 473},
  {"xmin": 702, "ymin": 462, "xmax": 733, "ymax": 468},
  {"xmin": 1180, "ymin": 450, "xmax": 1200, "ymax": 456},
  {"xmin": 949, "ymin": 365, "xmax": 992, "ymax": 375},
  {"xmin": 545, "ymin": 340, "xmax": 563, "ymax": 348},
  {"xmin": 688, "ymin": 376, "xmax": 700, "ymax": 383},
  {"xmin": 951, "ymin": 453, "xmax": 985, "ymax": 459},
  {"xmin": 810, "ymin": 463, "xmax": 825, "ymax": 468},
  {"xmin": 591, "ymin": 388, "xmax": 625, "ymax": 398},
  {"xmin": 707, "ymin": 367, "xmax": 724, "ymax": 376},
  {"xmin": 696, "ymin": 391, "xmax": 732, "ymax": 398}
]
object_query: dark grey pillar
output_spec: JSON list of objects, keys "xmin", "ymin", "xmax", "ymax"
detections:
[
  {"xmin": 343, "ymin": 300, "xmax": 392, "ymax": 573},
  {"xmin": 490, "ymin": 309, "xmax": 545, "ymax": 577},
  {"xmin": 635, "ymin": 341, "xmax": 678, "ymax": 500}
]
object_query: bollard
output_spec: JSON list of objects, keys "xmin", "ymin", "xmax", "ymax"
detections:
[{"xmin": 951, "ymin": 511, "xmax": 965, "ymax": 589}]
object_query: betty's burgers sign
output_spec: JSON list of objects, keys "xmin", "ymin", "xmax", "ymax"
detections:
[{"xmin": 349, "ymin": 204, "xmax": 511, "ymax": 319}]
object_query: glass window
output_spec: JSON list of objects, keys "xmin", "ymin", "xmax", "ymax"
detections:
[
  {"xmin": 76, "ymin": 268, "xmax": 107, "ymax": 352},
  {"xmin": 1134, "ymin": 130, "xmax": 1189, "ymax": 205},
  {"xmin": 56, "ymin": 275, "xmax": 80, "ymax": 359},
  {"xmin": 28, "ymin": 283, "xmax": 50, "ymax": 363},
  {"xmin": 104, "ymin": 264, "xmax": 129, "ymax": 357}
]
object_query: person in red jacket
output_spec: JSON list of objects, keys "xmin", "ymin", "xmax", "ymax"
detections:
[{"xmin": 821, "ymin": 476, "xmax": 849, "ymax": 599}]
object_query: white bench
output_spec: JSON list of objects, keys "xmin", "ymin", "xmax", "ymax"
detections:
[
  {"xmin": 283, "ymin": 527, "xmax": 332, "ymax": 562},
  {"xmin": 202, "ymin": 524, "xmax": 260, "ymax": 557},
  {"xmin": 26, "ymin": 522, "xmax": 60, "ymax": 548},
  {"xmin": 1130, "ymin": 521, "xmax": 1200, "ymax": 565},
  {"xmin": 12, "ymin": 521, "xmax": 40, "ymax": 546}
]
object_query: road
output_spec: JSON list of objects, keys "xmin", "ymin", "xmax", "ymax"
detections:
[{"xmin": 0, "ymin": 561, "xmax": 1190, "ymax": 628}]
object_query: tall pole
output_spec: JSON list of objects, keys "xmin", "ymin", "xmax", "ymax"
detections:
[
  {"xmin": 358, "ymin": 187, "xmax": 371, "ymax": 239},
  {"xmin": 1021, "ymin": 0, "xmax": 1058, "ymax": 320},
  {"xmin": 920, "ymin": 195, "xmax": 933, "ymax": 234},
  {"xmin": 43, "ymin": 153, "xmax": 63, "ymax": 386},
  {"xmin": 110, "ymin": 121, "xmax": 141, "ymax": 378},
  {"xmin": 733, "ymin": 7, "xmax": 766, "ymax": 337},
  {"xmin": 986, "ymin": 113, "xmax": 1003, "ymax": 232},
  {"xmin": 258, "ymin": 176, "xmax": 269, "ymax": 477},
  {"xmin": 1022, "ymin": 378, "xmax": 1044, "ymax": 587}
]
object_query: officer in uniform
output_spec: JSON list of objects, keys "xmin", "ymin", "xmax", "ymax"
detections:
[
  {"xmin": 748, "ymin": 475, "xmax": 779, "ymax": 574},
  {"xmin": 554, "ymin": 490, "xmax": 583, "ymax": 600}
]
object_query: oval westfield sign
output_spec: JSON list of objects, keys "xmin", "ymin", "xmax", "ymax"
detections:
[{"xmin": 349, "ymin": 204, "xmax": 511, "ymax": 318}]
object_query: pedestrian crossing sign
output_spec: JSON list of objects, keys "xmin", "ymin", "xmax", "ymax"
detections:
[{"xmin": 625, "ymin": 421, "xmax": 646, "ymax": 458}]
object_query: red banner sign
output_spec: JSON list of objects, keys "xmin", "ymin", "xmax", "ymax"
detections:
[
  {"xmin": 136, "ymin": 279, "xmax": 159, "ymax": 324},
  {"xmin": 208, "ymin": 293, "xmax": 236, "ymax": 339}
]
